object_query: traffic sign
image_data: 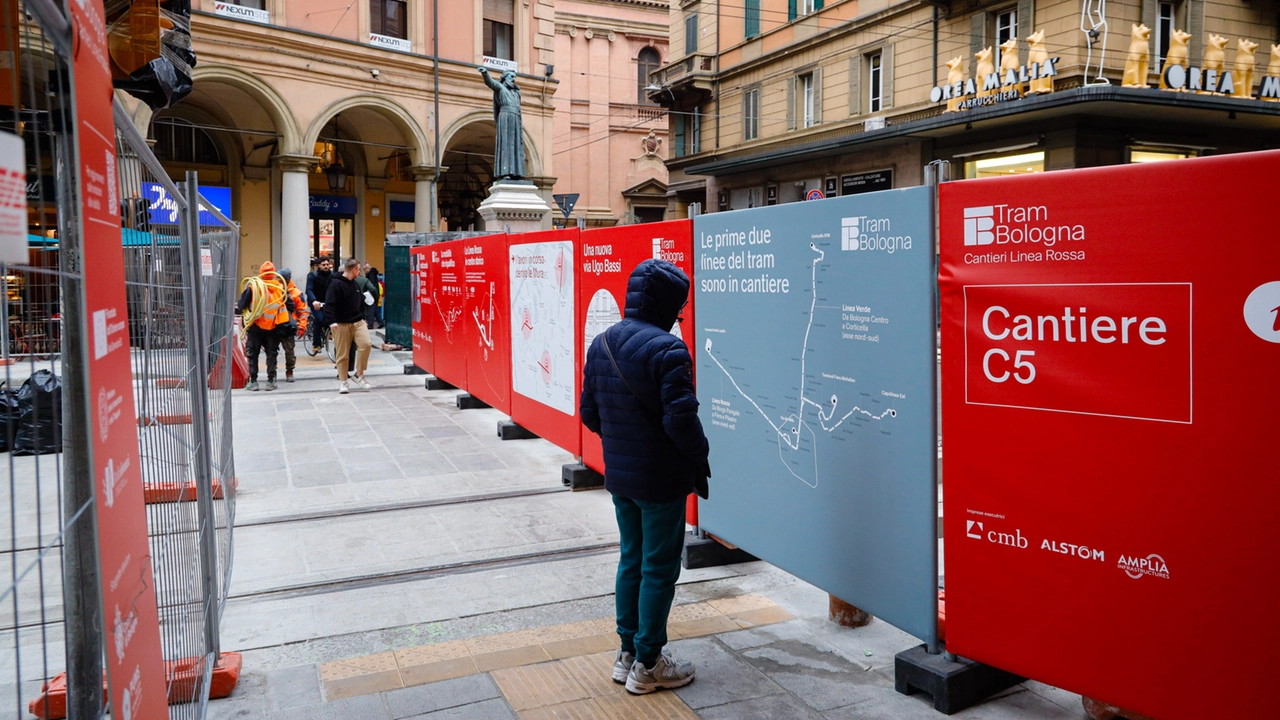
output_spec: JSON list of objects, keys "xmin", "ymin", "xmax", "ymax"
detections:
[
  {"xmin": 552, "ymin": 193, "xmax": 579, "ymax": 219},
  {"xmin": 805, "ymin": 189, "xmax": 824, "ymax": 201}
]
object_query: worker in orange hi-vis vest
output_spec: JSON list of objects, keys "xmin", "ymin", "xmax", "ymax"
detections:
[
  {"xmin": 237, "ymin": 260, "xmax": 293, "ymax": 391},
  {"xmin": 277, "ymin": 267, "xmax": 308, "ymax": 383}
]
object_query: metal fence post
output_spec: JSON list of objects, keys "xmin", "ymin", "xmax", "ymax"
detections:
[
  {"xmin": 180, "ymin": 172, "xmax": 222, "ymax": 661},
  {"xmin": 924, "ymin": 159, "xmax": 950, "ymax": 657}
]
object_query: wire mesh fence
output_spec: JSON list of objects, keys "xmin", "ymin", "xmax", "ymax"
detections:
[{"xmin": 0, "ymin": 1, "xmax": 239, "ymax": 717}]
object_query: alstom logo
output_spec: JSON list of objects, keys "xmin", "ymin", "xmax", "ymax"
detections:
[{"xmin": 964, "ymin": 206, "xmax": 996, "ymax": 246}]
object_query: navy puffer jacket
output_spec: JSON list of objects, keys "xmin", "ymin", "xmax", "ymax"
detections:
[{"xmin": 581, "ymin": 259, "xmax": 709, "ymax": 502}]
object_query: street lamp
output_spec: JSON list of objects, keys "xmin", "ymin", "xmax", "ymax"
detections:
[
  {"xmin": 324, "ymin": 161, "xmax": 348, "ymax": 191},
  {"xmin": 644, "ymin": 83, "xmax": 676, "ymax": 104}
]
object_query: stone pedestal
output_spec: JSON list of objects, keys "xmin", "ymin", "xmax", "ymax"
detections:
[{"xmin": 477, "ymin": 180, "xmax": 552, "ymax": 233}]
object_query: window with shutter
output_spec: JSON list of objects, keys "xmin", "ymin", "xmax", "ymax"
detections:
[
  {"xmin": 788, "ymin": 0, "xmax": 797, "ymax": 22},
  {"xmin": 812, "ymin": 66, "xmax": 823, "ymax": 124},
  {"xmin": 637, "ymin": 48, "xmax": 661, "ymax": 105},
  {"xmin": 786, "ymin": 78, "xmax": 795, "ymax": 130},
  {"xmin": 673, "ymin": 114, "xmax": 687, "ymax": 158},
  {"xmin": 745, "ymin": 0, "xmax": 760, "ymax": 38},
  {"xmin": 685, "ymin": 15, "xmax": 698, "ymax": 56},
  {"xmin": 372, "ymin": 0, "xmax": 407, "ymax": 39},
  {"xmin": 881, "ymin": 44, "xmax": 894, "ymax": 110},
  {"xmin": 848, "ymin": 55, "xmax": 861, "ymax": 115},
  {"xmin": 483, "ymin": 0, "xmax": 514, "ymax": 59},
  {"xmin": 867, "ymin": 52, "xmax": 882, "ymax": 113},
  {"xmin": 743, "ymin": 89, "xmax": 760, "ymax": 141}
]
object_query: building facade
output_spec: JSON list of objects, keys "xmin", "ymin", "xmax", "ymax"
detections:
[
  {"xmin": 119, "ymin": 0, "xmax": 561, "ymax": 279},
  {"xmin": 650, "ymin": 0, "xmax": 1280, "ymax": 214},
  {"xmin": 552, "ymin": 0, "xmax": 671, "ymax": 226}
]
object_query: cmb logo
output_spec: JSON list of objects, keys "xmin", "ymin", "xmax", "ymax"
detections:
[{"xmin": 964, "ymin": 206, "xmax": 995, "ymax": 246}]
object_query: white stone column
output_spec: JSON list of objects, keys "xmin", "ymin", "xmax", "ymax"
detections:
[
  {"xmin": 410, "ymin": 166, "xmax": 438, "ymax": 233},
  {"xmin": 276, "ymin": 155, "xmax": 315, "ymax": 276}
]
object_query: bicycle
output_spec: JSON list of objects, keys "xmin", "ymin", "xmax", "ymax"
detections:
[{"xmin": 303, "ymin": 321, "xmax": 336, "ymax": 363}]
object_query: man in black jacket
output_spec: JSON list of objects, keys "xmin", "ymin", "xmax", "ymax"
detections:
[
  {"xmin": 324, "ymin": 258, "xmax": 373, "ymax": 393},
  {"xmin": 306, "ymin": 257, "xmax": 334, "ymax": 352},
  {"xmin": 581, "ymin": 259, "xmax": 709, "ymax": 695}
]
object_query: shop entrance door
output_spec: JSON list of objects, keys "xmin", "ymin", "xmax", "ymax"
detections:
[{"xmin": 311, "ymin": 216, "xmax": 353, "ymax": 261}]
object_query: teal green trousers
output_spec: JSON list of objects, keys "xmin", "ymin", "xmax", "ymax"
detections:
[{"xmin": 613, "ymin": 494, "xmax": 686, "ymax": 666}]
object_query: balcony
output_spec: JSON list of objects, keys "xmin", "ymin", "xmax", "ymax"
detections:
[{"xmin": 647, "ymin": 53, "xmax": 716, "ymax": 106}]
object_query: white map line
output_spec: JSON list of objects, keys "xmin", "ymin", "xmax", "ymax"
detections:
[
  {"xmin": 704, "ymin": 243, "xmax": 896, "ymax": 489},
  {"xmin": 473, "ymin": 282, "xmax": 495, "ymax": 350},
  {"xmin": 434, "ymin": 291, "xmax": 464, "ymax": 340}
]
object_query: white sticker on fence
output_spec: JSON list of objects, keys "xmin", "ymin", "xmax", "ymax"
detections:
[{"xmin": 0, "ymin": 131, "xmax": 27, "ymax": 263}]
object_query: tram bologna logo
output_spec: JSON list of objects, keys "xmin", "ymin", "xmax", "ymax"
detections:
[
  {"xmin": 841, "ymin": 215, "xmax": 912, "ymax": 253},
  {"xmin": 963, "ymin": 205, "xmax": 1085, "ymax": 247}
]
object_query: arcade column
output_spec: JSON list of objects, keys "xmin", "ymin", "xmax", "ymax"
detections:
[
  {"xmin": 410, "ymin": 165, "xmax": 438, "ymax": 233},
  {"xmin": 276, "ymin": 154, "xmax": 316, "ymax": 275}
]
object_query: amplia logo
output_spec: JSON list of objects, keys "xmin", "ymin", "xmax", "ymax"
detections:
[
  {"xmin": 1118, "ymin": 553, "xmax": 1170, "ymax": 580},
  {"xmin": 963, "ymin": 204, "xmax": 1085, "ymax": 247}
]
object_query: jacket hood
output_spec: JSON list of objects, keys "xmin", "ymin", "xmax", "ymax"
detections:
[
  {"xmin": 279, "ymin": 267, "xmax": 292, "ymax": 282},
  {"xmin": 624, "ymin": 259, "xmax": 689, "ymax": 330},
  {"xmin": 259, "ymin": 261, "xmax": 276, "ymax": 277}
]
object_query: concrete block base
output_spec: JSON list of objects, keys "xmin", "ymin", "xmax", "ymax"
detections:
[
  {"xmin": 497, "ymin": 420, "xmax": 538, "ymax": 441},
  {"xmin": 561, "ymin": 463, "xmax": 604, "ymax": 491},
  {"xmin": 894, "ymin": 644, "xmax": 1023, "ymax": 715},
  {"xmin": 426, "ymin": 376, "xmax": 456, "ymax": 391},
  {"xmin": 681, "ymin": 531, "xmax": 757, "ymax": 570},
  {"xmin": 456, "ymin": 394, "xmax": 491, "ymax": 410},
  {"xmin": 404, "ymin": 364, "xmax": 428, "ymax": 375}
]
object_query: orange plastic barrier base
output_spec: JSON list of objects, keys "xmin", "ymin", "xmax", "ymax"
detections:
[
  {"xmin": 144, "ymin": 477, "xmax": 238, "ymax": 504},
  {"xmin": 138, "ymin": 413, "xmax": 193, "ymax": 427},
  {"xmin": 155, "ymin": 377, "xmax": 187, "ymax": 389},
  {"xmin": 27, "ymin": 652, "xmax": 243, "ymax": 719}
]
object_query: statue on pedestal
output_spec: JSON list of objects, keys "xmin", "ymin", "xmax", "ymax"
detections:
[{"xmin": 479, "ymin": 67, "xmax": 526, "ymax": 181}]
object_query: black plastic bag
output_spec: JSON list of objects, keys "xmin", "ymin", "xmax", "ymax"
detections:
[
  {"xmin": 0, "ymin": 387, "xmax": 18, "ymax": 453},
  {"xmin": 111, "ymin": 0, "xmax": 197, "ymax": 111},
  {"xmin": 13, "ymin": 370, "xmax": 61, "ymax": 456}
]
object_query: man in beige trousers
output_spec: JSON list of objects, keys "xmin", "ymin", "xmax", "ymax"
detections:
[{"xmin": 324, "ymin": 258, "xmax": 374, "ymax": 394}]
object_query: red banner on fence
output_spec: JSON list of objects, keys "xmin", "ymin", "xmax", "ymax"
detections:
[
  {"xmin": 577, "ymin": 221, "xmax": 695, "ymax": 474},
  {"xmin": 70, "ymin": 1, "xmax": 168, "ymax": 717},
  {"xmin": 430, "ymin": 240, "xmax": 468, "ymax": 389},
  {"xmin": 463, "ymin": 233, "xmax": 512, "ymax": 413},
  {"xmin": 508, "ymin": 228, "xmax": 580, "ymax": 455},
  {"xmin": 410, "ymin": 246, "xmax": 433, "ymax": 374},
  {"xmin": 940, "ymin": 151, "xmax": 1280, "ymax": 719}
]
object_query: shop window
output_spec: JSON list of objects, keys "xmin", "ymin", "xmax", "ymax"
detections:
[
  {"xmin": 994, "ymin": 8, "xmax": 1016, "ymax": 67},
  {"xmin": 371, "ymin": 0, "xmax": 406, "ymax": 39},
  {"xmin": 964, "ymin": 151, "xmax": 1045, "ymax": 179},
  {"xmin": 799, "ymin": 73, "xmax": 815, "ymax": 128},
  {"xmin": 153, "ymin": 118, "xmax": 222, "ymax": 165},
  {"xmin": 743, "ymin": 88, "xmax": 760, "ymax": 141},
  {"xmin": 685, "ymin": 14, "xmax": 698, "ymax": 56},
  {"xmin": 1128, "ymin": 148, "xmax": 1193, "ymax": 163},
  {"xmin": 745, "ymin": 0, "xmax": 760, "ymax": 38},
  {"xmin": 483, "ymin": 0, "xmax": 514, "ymax": 59},
  {"xmin": 1156, "ymin": 2, "xmax": 1176, "ymax": 66},
  {"xmin": 867, "ymin": 52, "xmax": 882, "ymax": 113},
  {"xmin": 637, "ymin": 47, "xmax": 660, "ymax": 105}
]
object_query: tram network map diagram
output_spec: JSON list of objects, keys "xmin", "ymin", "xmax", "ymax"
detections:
[
  {"xmin": 693, "ymin": 188, "xmax": 939, "ymax": 645},
  {"xmin": 509, "ymin": 240, "xmax": 575, "ymax": 415},
  {"xmin": 702, "ymin": 242, "xmax": 897, "ymax": 489}
]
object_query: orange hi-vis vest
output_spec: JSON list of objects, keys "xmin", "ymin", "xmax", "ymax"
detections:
[{"xmin": 250, "ymin": 261, "xmax": 290, "ymax": 331}]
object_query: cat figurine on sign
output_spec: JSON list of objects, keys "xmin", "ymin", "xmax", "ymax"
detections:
[
  {"xmin": 945, "ymin": 56, "xmax": 966, "ymax": 111},
  {"xmin": 999, "ymin": 38, "xmax": 1023, "ymax": 96},
  {"xmin": 975, "ymin": 47, "xmax": 996, "ymax": 98},
  {"xmin": 1027, "ymin": 30, "xmax": 1053, "ymax": 94},
  {"xmin": 1159, "ymin": 29, "xmax": 1191, "ymax": 89},
  {"xmin": 1121, "ymin": 24, "xmax": 1151, "ymax": 87}
]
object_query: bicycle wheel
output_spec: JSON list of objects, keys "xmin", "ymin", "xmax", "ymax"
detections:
[{"xmin": 324, "ymin": 328, "xmax": 336, "ymax": 363}]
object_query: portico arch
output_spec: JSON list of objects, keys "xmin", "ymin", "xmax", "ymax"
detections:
[
  {"xmin": 190, "ymin": 64, "xmax": 302, "ymax": 154},
  {"xmin": 303, "ymin": 94, "xmax": 431, "ymax": 167}
]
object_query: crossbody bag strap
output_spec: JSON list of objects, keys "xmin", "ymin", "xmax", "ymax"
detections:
[{"xmin": 601, "ymin": 327, "xmax": 662, "ymax": 423}]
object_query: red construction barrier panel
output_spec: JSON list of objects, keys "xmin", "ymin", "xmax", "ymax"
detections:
[
  {"xmin": 410, "ymin": 246, "xmax": 434, "ymax": 375},
  {"xmin": 508, "ymin": 228, "xmax": 581, "ymax": 455},
  {"xmin": 463, "ymin": 232, "xmax": 512, "ymax": 414},
  {"xmin": 429, "ymin": 239, "xmax": 469, "ymax": 389},
  {"xmin": 578, "ymin": 220, "xmax": 696, "ymax": 474},
  {"xmin": 939, "ymin": 150, "xmax": 1280, "ymax": 719}
]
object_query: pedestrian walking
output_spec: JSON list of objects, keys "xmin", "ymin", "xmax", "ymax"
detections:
[
  {"xmin": 580, "ymin": 259, "xmax": 710, "ymax": 695},
  {"xmin": 306, "ymin": 256, "xmax": 334, "ymax": 352},
  {"xmin": 325, "ymin": 258, "xmax": 374, "ymax": 394},
  {"xmin": 277, "ymin": 267, "xmax": 306, "ymax": 382},
  {"xmin": 363, "ymin": 263, "xmax": 382, "ymax": 328},
  {"xmin": 237, "ymin": 261, "xmax": 294, "ymax": 391}
]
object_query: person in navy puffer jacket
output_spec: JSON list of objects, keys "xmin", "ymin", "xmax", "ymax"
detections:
[{"xmin": 581, "ymin": 258, "xmax": 709, "ymax": 694}]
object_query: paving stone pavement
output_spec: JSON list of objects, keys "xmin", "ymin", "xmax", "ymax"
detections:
[{"xmin": 210, "ymin": 352, "xmax": 1088, "ymax": 719}]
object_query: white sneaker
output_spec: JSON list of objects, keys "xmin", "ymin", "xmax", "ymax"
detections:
[
  {"xmin": 611, "ymin": 650, "xmax": 635, "ymax": 684},
  {"xmin": 354, "ymin": 375, "xmax": 372, "ymax": 391},
  {"xmin": 625, "ymin": 650, "xmax": 695, "ymax": 694},
  {"xmin": 338, "ymin": 381, "xmax": 349, "ymax": 394}
]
